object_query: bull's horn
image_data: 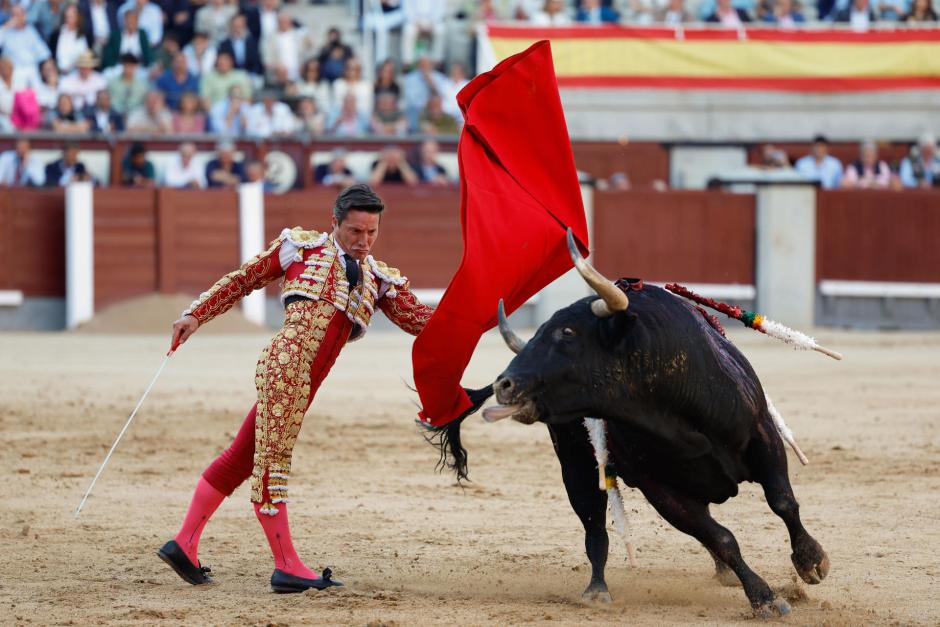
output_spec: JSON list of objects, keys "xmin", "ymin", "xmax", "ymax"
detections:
[
  {"xmin": 566, "ymin": 228, "xmax": 629, "ymax": 317},
  {"xmin": 497, "ymin": 299, "xmax": 527, "ymax": 354}
]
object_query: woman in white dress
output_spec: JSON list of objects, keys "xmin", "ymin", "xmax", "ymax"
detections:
[
  {"xmin": 330, "ymin": 58, "xmax": 373, "ymax": 120},
  {"xmin": 52, "ymin": 5, "xmax": 92, "ymax": 73}
]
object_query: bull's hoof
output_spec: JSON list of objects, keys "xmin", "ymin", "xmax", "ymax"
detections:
[
  {"xmin": 753, "ymin": 597, "xmax": 792, "ymax": 619},
  {"xmin": 713, "ymin": 566, "xmax": 740, "ymax": 588},
  {"xmin": 581, "ymin": 582, "xmax": 612, "ymax": 604},
  {"xmin": 792, "ymin": 541, "xmax": 830, "ymax": 585}
]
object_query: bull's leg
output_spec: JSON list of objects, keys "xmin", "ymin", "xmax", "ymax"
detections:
[
  {"xmin": 638, "ymin": 481, "xmax": 790, "ymax": 618},
  {"xmin": 707, "ymin": 545, "xmax": 739, "ymax": 587},
  {"xmin": 748, "ymin": 417, "xmax": 830, "ymax": 585},
  {"xmin": 548, "ymin": 423, "xmax": 611, "ymax": 604}
]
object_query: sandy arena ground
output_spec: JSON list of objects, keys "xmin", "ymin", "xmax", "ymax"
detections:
[{"xmin": 2, "ymin": 326, "xmax": 939, "ymax": 626}]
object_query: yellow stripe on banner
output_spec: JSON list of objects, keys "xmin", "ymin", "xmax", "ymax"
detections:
[{"xmin": 490, "ymin": 37, "xmax": 940, "ymax": 78}]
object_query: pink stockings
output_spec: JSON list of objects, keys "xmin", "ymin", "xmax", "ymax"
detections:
[{"xmin": 174, "ymin": 404, "xmax": 320, "ymax": 578}]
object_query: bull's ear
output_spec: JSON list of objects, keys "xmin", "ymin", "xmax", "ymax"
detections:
[{"xmin": 599, "ymin": 310, "xmax": 638, "ymax": 350}]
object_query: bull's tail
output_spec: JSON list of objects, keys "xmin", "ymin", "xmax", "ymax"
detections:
[{"xmin": 420, "ymin": 385, "xmax": 494, "ymax": 482}]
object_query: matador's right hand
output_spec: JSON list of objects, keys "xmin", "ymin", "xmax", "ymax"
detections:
[{"xmin": 171, "ymin": 314, "xmax": 199, "ymax": 351}]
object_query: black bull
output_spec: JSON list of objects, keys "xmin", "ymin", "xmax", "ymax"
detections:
[{"xmin": 428, "ymin": 283, "xmax": 830, "ymax": 618}]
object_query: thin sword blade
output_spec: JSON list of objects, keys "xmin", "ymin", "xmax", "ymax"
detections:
[{"xmin": 74, "ymin": 352, "xmax": 173, "ymax": 518}]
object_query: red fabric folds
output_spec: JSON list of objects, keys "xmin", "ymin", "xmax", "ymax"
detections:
[{"xmin": 412, "ymin": 40, "xmax": 589, "ymax": 426}]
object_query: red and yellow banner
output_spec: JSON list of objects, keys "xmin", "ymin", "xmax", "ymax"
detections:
[{"xmin": 481, "ymin": 24, "xmax": 940, "ymax": 91}]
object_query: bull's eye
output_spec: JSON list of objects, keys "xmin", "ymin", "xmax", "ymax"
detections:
[{"xmin": 562, "ymin": 327, "xmax": 576, "ymax": 337}]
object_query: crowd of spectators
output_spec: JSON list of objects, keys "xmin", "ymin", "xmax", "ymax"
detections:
[{"xmin": 767, "ymin": 133, "xmax": 940, "ymax": 189}]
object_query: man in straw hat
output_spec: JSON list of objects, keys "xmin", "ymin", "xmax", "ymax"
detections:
[{"xmin": 60, "ymin": 51, "xmax": 107, "ymax": 110}]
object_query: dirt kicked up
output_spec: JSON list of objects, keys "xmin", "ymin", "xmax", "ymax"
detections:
[{"xmin": 1, "ymin": 328, "xmax": 938, "ymax": 626}]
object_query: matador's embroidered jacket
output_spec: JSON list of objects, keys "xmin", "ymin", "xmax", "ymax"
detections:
[{"xmin": 183, "ymin": 226, "xmax": 434, "ymax": 338}]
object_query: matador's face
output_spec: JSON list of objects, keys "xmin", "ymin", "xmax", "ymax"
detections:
[{"xmin": 332, "ymin": 210, "xmax": 380, "ymax": 261}]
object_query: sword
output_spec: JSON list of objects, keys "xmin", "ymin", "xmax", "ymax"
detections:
[{"xmin": 74, "ymin": 338, "xmax": 181, "ymax": 518}]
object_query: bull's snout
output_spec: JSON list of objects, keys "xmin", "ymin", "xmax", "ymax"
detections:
[{"xmin": 494, "ymin": 375, "xmax": 515, "ymax": 403}]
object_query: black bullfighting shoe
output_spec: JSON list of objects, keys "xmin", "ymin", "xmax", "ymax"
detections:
[
  {"xmin": 270, "ymin": 568, "xmax": 343, "ymax": 593},
  {"xmin": 157, "ymin": 540, "xmax": 214, "ymax": 585}
]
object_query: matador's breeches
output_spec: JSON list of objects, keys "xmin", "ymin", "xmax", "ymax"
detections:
[{"xmin": 251, "ymin": 299, "xmax": 352, "ymax": 515}]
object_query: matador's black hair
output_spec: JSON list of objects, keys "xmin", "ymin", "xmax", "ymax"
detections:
[{"xmin": 334, "ymin": 183, "xmax": 385, "ymax": 223}]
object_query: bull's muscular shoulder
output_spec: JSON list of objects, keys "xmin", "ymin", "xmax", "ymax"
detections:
[
  {"xmin": 367, "ymin": 257, "xmax": 408, "ymax": 286},
  {"xmin": 280, "ymin": 226, "xmax": 328, "ymax": 249}
]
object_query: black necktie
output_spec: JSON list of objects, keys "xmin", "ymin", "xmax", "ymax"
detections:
[{"xmin": 344, "ymin": 254, "xmax": 360, "ymax": 289}]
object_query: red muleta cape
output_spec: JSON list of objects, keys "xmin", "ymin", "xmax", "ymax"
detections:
[{"xmin": 412, "ymin": 40, "xmax": 590, "ymax": 426}]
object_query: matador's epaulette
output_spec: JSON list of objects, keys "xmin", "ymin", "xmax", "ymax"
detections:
[{"xmin": 280, "ymin": 226, "xmax": 328, "ymax": 250}]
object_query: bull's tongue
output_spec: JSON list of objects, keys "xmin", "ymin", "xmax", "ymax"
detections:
[{"xmin": 482, "ymin": 404, "xmax": 521, "ymax": 423}]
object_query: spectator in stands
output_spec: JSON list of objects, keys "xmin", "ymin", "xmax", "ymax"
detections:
[
  {"xmin": 172, "ymin": 90, "xmax": 206, "ymax": 132},
  {"xmin": 44, "ymin": 142, "xmax": 91, "ymax": 186},
  {"xmin": 841, "ymin": 141, "xmax": 891, "ymax": 189},
  {"xmin": 374, "ymin": 58, "xmax": 400, "ymax": 100},
  {"xmin": 706, "ymin": 0, "xmax": 752, "ymax": 24},
  {"xmin": 244, "ymin": 158, "xmax": 274, "ymax": 192},
  {"xmin": 401, "ymin": 0, "xmax": 447, "ymax": 66},
  {"xmin": 102, "ymin": 9, "xmax": 151, "ymax": 68},
  {"xmin": 120, "ymin": 141, "xmax": 155, "ymax": 186},
  {"xmin": 364, "ymin": 2, "xmax": 404, "ymax": 70},
  {"xmin": 0, "ymin": 57, "xmax": 23, "ymax": 130},
  {"xmin": 657, "ymin": 0, "xmax": 691, "ymax": 23},
  {"xmin": 9, "ymin": 86, "xmax": 42, "ymax": 132},
  {"xmin": 205, "ymin": 139, "xmax": 244, "ymax": 187},
  {"xmin": 293, "ymin": 59, "xmax": 330, "ymax": 112},
  {"xmin": 118, "ymin": 0, "xmax": 163, "ymax": 47},
  {"xmin": 81, "ymin": 0, "xmax": 118, "ymax": 53},
  {"xmin": 369, "ymin": 145, "xmax": 418, "ymax": 186},
  {"xmin": 440, "ymin": 61, "xmax": 467, "ymax": 123},
  {"xmin": 795, "ymin": 135, "xmax": 843, "ymax": 189},
  {"xmin": 262, "ymin": 12, "xmax": 310, "ymax": 84},
  {"xmin": 60, "ymin": 51, "xmax": 107, "ymax": 110},
  {"xmin": 126, "ymin": 90, "xmax": 173, "ymax": 133},
  {"xmin": 195, "ymin": 0, "xmax": 236, "ymax": 45},
  {"xmin": 163, "ymin": 142, "xmax": 206, "ymax": 188},
  {"xmin": 760, "ymin": 0, "xmax": 806, "ymax": 25},
  {"xmin": 150, "ymin": 32, "xmax": 182, "ymax": 77},
  {"xmin": 51, "ymin": 4, "xmax": 92, "ymax": 74},
  {"xmin": 875, "ymin": 0, "xmax": 907, "ymax": 20},
  {"xmin": 371, "ymin": 91, "xmax": 408, "ymax": 137},
  {"xmin": 899, "ymin": 133, "xmax": 940, "ymax": 188},
  {"xmin": 208, "ymin": 83, "xmax": 250, "ymax": 135},
  {"xmin": 835, "ymin": 0, "xmax": 876, "ymax": 30},
  {"xmin": 0, "ymin": 6, "xmax": 51, "ymax": 77},
  {"xmin": 413, "ymin": 138, "xmax": 449, "ymax": 185},
  {"xmin": 513, "ymin": 0, "xmax": 544, "ymax": 20},
  {"xmin": 760, "ymin": 144, "xmax": 790, "ymax": 168},
  {"xmin": 183, "ymin": 31, "xmax": 216, "ymax": 78},
  {"xmin": 314, "ymin": 147, "xmax": 356, "ymax": 187},
  {"xmin": 33, "ymin": 58, "xmax": 61, "ymax": 111},
  {"xmin": 317, "ymin": 26, "xmax": 354, "ymax": 83},
  {"xmin": 331, "ymin": 57, "xmax": 373, "ymax": 120},
  {"xmin": 200, "ymin": 51, "xmax": 252, "ymax": 107},
  {"xmin": 0, "ymin": 139, "xmax": 46, "ymax": 187},
  {"xmin": 532, "ymin": 0, "xmax": 573, "ymax": 25},
  {"xmin": 218, "ymin": 14, "xmax": 262, "ymax": 76},
  {"xmin": 156, "ymin": 52, "xmax": 199, "ymax": 110},
  {"xmin": 108, "ymin": 53, "xmax": 147, "ymax": 115},
  {"xmin": 46, "ymin": 93, "xmax": 91, "ymax": 133},
  {"xmin": 248, "ymin": 89, "xmax": 297, "ymax": 137},
  {"xmin": 576, "ymin": 0, "xmax": 620, "ymax": 23},
  {"xmin": 27, "ymin": 0, "xmax": 65, "ymax": 43},
  {"xmin": 166, "ymin": 1, "xmax": 196, "ymax": 48},
  {"xmin": 296, "ymin": 96, "xmax": 324, "ymax": 136},
  {"xmin": 419, "ymin": 93, "xmax": 459, "ymax": 135},
  {"xmin": 904, "ymin": 0, "xmax": 938, "ymax": 21},
  {"xmin": 243, "ymin": 0, "xmax": 280, "ymax": 42},
  {"xmin": 85, "ymin": 88, "xmax": 124, "ymax": 133},
  {"xmin": 402, "ymin": 54, "xmax": 447, "ymax": 129},
  {"xmin": 326, "ymin": 92, "xmax": 368, "ymax": 137}
]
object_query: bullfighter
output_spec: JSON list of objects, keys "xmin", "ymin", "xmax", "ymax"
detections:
[{"xmin": 158, "ymin": 184, "xmax": 434, "ymax": 593}]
